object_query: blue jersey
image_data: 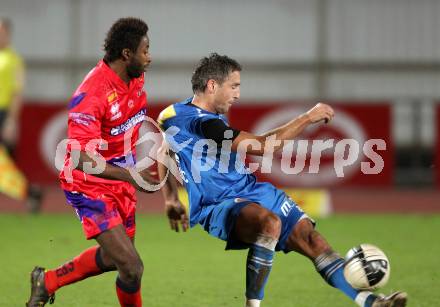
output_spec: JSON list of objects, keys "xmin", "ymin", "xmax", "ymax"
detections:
[{"xmin": 158, "ymin": 97, "xmax": 285, "ymax": 227}]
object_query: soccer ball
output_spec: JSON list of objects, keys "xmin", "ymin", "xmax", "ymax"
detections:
[{"xmin": 343, "ymin": 243, "xmax": 390, "ymax": 291}]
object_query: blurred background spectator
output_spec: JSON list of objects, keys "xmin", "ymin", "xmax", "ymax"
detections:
[{"xmin": 0, "ymin": 16, "xmax": 42, "ymax": 212}]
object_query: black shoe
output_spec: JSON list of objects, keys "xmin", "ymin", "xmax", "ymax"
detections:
[
  {"xmin": 372, "ymin": 291, "xmax": 407, "ymax": 307},
  {"xmin": 26, "ymin": 266, "xmax": 55, "ymax": 306},
  {"xmin": 26, "ymin": 185, "xmax": 43, "ymax": 214}
]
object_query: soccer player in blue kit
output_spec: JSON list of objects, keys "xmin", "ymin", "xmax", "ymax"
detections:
[{"xmin": 157, "ymin": 53, "xmax": 407, "ymax": 307}]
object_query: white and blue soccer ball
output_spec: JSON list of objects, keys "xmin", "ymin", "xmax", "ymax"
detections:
[{"xmin": 343, "ymin": 243, "xmax": 390, "ymax": 291}]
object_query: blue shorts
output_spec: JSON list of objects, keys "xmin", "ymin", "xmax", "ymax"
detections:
[{"xmin": 198, "ymin": 193, "xmax": 314, "ymax": 253}]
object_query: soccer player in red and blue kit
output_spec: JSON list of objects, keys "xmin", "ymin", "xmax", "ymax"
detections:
[{"xmin": 26, "ymin": 17, "xmax": 161, "ymax": 307}]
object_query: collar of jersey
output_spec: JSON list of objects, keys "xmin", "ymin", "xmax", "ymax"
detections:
[
  {"xmin": 184, "ymin": 96, "xmax": 222, "ymax": 117},
  {"xmin": 98, "ymin": 59, "xmax": 134, "ymax": 90}
]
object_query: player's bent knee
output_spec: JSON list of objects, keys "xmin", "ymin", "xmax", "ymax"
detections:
[
  {"xmin": 260, "ymin": 212, "xmax": 282, "ymax": 238},
  {"xmin": 96, "ymin": 247, "xmax": 117, "ymax": 272},
  {"xmin": 118, "ymin": 256, "xmax": 144, "ymax": 283},
  {"xmin": 123, "ymin": 263, "xmax": 143, "ymax": 283}
]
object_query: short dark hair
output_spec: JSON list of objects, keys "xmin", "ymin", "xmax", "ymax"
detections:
[
  {"xmin": 191, "ymin": 53, "xmax": 242, "ymax": 94},
  {"xmin": 103, "ymin": 17, "xmax": 148, "ymax": 63}
]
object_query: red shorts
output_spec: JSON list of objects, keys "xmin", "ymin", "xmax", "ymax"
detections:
[{"xmin": 63, "ymin": 182, "xmax": 137, "ymax": 240}]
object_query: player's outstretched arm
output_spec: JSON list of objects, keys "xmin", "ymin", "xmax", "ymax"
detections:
[
  {"xmin": 231, "ymin": 102, "xmax": 334, "ymax": 156},
  {"xmin": 157, "ymin": 142, "xmax": 188, "ymax": 232},
  {"xmin": 72, "ymin": 150, "xmax": 159, "ymax": 193}
]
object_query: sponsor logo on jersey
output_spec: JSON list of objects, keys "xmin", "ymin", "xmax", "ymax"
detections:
[
  {"xmin": 110, "ymin": 112, "xmax": 122, "ymax": 121},
  {"xmin": 110, "ymin": 102, "xmax": 120, "ymax": 115},
  {"xmin": 68, "ymin": 92, "xmax": 86, "ymax": 110},
  {"xmin": 69, "ymin": 112, "xmax": 96, "ymax": 126},
  {"xmin": 107, "ymin": 90, "xmax": 118, "ymax": 104},
  {"xmin": 110, "ymin": 102, "xmax": 122, "ymax": 121},
  {"xmin": 110, "ymin": 109, "xmax": 147, "ymax": 136}
]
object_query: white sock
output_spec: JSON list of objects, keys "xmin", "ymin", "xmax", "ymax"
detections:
[
  {"xmin": 355, "ymin": 291, "xmax": 374, "ymax": 307},
  {"xmin": 246, "ymin": 299, "xmax": 261, "ymax": 307}
]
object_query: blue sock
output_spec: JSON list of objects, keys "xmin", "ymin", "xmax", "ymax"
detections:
[
  {"xmin": 315, "ymin": 251, "xmax": 377, "ymax": 307},
  {"xmin": 246, "ymin": 244, "xmax": 275, "ymax": 300}
]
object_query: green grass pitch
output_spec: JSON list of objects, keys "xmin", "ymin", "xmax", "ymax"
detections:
[{"xmin": 1, "ymin": 214, "xmax": 439, "ymax": 306}]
